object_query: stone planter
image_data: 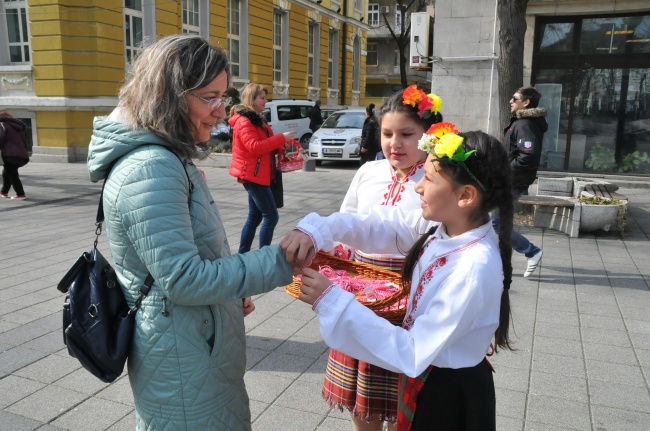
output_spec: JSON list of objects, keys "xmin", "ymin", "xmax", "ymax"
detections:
[
  {"xmin": 578, "ymin": 189, "xmax": 628, "ymax": 233},
  {"xmin": 579, "ymin": 203, "xmax": 621, "ymax": 232}
]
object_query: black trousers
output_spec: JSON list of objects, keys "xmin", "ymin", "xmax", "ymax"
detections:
[
  {"xmin": 1, "ymin": 160, "xmax": 25, "ymax": 196},
  {"xmin": 411, "ymin": 358, "xmax": 495, "ymax": 431}
]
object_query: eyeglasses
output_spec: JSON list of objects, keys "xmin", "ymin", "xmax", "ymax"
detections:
[
  {"xmin": 190, "ymin": 93, "xmax": 232, "ymax": 110},
  {"xmin": 511, "ymin": 96, "xmax": 521, "ymax": 102}
]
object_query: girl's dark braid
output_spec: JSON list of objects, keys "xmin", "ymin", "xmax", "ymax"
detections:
[{"xmin": 440, "ymin": 131, "xmax": 514, "ymax": 351}]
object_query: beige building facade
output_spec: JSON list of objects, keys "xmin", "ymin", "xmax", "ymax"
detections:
[{"xmin": 0, "ymin": 0, "xmax": 370, "ymax": 162}]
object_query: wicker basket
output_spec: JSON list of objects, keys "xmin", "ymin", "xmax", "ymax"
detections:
[
  {"xmin": 284, "ymin": 251, "xmax": 409, "ymax": 324},
  {"xmin": 278, "ymin": 140, "xmax": 304, "ymax": 172}
]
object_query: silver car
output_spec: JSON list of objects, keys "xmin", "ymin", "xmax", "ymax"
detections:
[{"xmin": 308, "ymin": 109, "xmax": 366, "ymax": 166}]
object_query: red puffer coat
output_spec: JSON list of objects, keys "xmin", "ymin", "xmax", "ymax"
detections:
[{"xmin": 228, "ymin": 108, "xmax": 285, "ymax": 186}]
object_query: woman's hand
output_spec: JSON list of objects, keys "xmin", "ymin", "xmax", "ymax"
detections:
[
  {"xmin": 282, "ymin": 131, "xmax": 296, "ymax": 142},
  {"xmin": 280, "ymin": 230, "xmax": 316, "ymax": 272},
  {"xmin": 242, "ymin": 297, "xmax": 255, "ymax": 317},
  {"xmin": 299, "ymin": 268, "xmax": 333, "ymax": 305}
]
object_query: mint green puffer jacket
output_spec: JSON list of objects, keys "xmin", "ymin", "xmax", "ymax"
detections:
[{"xmin": 87, "ymin": 117, "xmax": 293, "ymax": 431}]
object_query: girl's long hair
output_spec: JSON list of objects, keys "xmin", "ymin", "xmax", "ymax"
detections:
[
  {"xmin": 401, "ymin": 131, "xmax": 514, "ymax": 351},
  {"xmin": 117, "ymin": 35, "xmax": 230, "ymax": 159}
]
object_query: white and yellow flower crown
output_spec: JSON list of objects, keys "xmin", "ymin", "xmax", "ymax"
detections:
[{"xmin": 417, "ymin": 122, "xmax": 486, "ymax": 191}]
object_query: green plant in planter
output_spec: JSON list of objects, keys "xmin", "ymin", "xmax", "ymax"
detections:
[
  {"xmin": 585, "ymin": 144, "xmax": 616, "ymax": 171},
  {"xmin": 578, "ymin": 195, "xmax": 621, "ymax": 205}
]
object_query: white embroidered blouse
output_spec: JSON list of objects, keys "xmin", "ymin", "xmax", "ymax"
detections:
[
  {"xmin": 338, "ymin": 159, "xmax": 426, "ymax": 260},
  {"xmin": 297, "ymin": 209, "xmax": 503, "ymax": 377}
]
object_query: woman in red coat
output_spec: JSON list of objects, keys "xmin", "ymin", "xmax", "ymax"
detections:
[{"xmin": 228, "ymin": 83, "xmax": 295, "ymax": 253}]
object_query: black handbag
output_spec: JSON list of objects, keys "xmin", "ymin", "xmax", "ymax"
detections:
[
  {"xmin": 57, "ymin": 184, "xmax": 154, "ymax": 383},
  {"xmin": 57, "ymin": 147, "xmax": 193, "ymax": 382},
  {"xmin": 270, "ymin": 168, "xmax": 283, "ymax": 208}
]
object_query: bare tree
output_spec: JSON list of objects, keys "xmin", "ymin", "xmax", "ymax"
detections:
[
  {"xmin": 381, "ymin": 0, "xmax": 431, "ymax": 89},
  {"xmin": 497, "ymin": 0, "xmax": 530, "ymax": 132}
]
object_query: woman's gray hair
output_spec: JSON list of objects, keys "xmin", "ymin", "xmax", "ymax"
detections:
[{"xmin": 117, "ymin": 34, "xmax": 230, "ymax": 159}]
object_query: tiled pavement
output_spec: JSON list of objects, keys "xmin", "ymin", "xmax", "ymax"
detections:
[{"xmin": 0, "ymin": 160, "xmax": 649, "ymax": 431}]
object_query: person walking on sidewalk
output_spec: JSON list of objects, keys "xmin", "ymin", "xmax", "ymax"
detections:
[
  {"xmin": 493, "ymin": 86, "xmax": 547, "ymax": 277},
  {"xmin": 0, "ymin": 112, "xmax": 29, "ymax": 200}
]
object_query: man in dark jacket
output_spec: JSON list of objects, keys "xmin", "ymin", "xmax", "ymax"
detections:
[
  {"xmin": 359, "ymin": 103, "xmax": 380, "ymax": 165},
  {"xmin": 308, "ymin": 100, "xmax": 323, "ymax": 132},
  {"xmin": 493, "ymin": 87, "xmax": 548, "ymax": 278}
]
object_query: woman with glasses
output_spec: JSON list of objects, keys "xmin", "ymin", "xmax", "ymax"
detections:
[
  {"xmin": 228, "ymin": 83, "xmax": 296, "ymax": 255},
  {"xmin": 87, "ymin": 35, "xmax": 296, "ymax": 431}
]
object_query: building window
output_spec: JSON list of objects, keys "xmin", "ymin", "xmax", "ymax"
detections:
[
  {"xmin": 328, "ymin": 30, "xmax": 339, "ymax": 89},
  {"xmin": 367, "ymin": 42, "xmax": 378, "ymax": 66},
  {"xmin": 3, "ymin": 0, "xmax": 30, "ymax": 63},
  {"xmin": 396, "ymin": 8, "xmax": 409, "ymax": 33},
  {"xmin": 308, "ymin": 22, "xmax": 321, "ymax": 88},
  {"xmin": 273, "ymin": 10, "xmax": 288, "ymax": 84},
  {"xmin": 533, "ymin": 14, "xmax": 650, "ymax": 174},
  {"xmin": 308, "ymin": 24, "xmax": 315, "ymax": 86},
  {"xmin": 352, "ymin": 36, "xmax": 360, "ymax": 92},
  {"xmin": 228, "ymin": 0, "xmax": 241, "ymax": 77},
  {"xmin": 124, "ymin": 0, "xmax": 143, "ymax": 64},
  {"xmin": 354, "ymin": 0, "xmax": 363, "ymax": 12},
  {"xmin": 367, "ymin": 4, "xmax": 379, "ymax": 27},
  {"xmin": 182, "ymin": 0, "xmax": 200, "ymax": 34}
]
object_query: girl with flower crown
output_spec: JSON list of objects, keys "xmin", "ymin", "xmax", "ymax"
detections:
[
  {"xmin": 281, "ymin": 129, "xmax": 514, "ymax": 431},
  {"xmin": 326, "ymin": 85, "xmax": 443, "ymax": 431}
]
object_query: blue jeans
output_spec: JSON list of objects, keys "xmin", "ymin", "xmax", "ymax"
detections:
[
  {"xmin": 491, "ymin": 188, "xmax": 541, "ymax": 257},
  {"xmin": 239, "ymin": 182, "xmax": 279, "ymax": 253}
]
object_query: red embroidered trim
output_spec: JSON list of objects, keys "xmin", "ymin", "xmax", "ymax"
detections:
[
  {"xmin": 402, "ymin": 230, "xmax": 489, "ymax": 330},
  {"xmin": 382, "ymin": 161, "xmax": 425, "ymax": 206}
]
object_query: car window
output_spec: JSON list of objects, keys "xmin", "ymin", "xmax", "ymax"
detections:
[
  {"xmin": 321, "ymin": 112, "xmax": 365, "ymax": 129},
  {"xmin": 261, "ymin": 108, "xmax": 271, "ymax": 122},
  {"xmin": 276, "ymin": 105, "xmax": 311, "ymax": 121}
]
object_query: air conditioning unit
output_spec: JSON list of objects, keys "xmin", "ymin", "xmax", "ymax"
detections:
[
  {"xmin": 380, "ymin": 6, "xmax": 390, "ymax": 14},
  {"xmin": 409, "ymin": 12, "xmax": 434, "ymax": 70}
]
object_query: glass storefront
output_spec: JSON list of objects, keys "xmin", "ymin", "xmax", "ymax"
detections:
[{"xmin": 533, "ymin": 14, "xmax": 650, "ymax": 175}]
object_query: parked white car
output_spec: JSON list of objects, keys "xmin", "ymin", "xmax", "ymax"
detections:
[
  {"xmin": 262, "ymin": 100, "xmax": 315, "ymax": 148},
  {"xmin": 308, "ymin": 109, "xmax": 366, "ymax": 165}
]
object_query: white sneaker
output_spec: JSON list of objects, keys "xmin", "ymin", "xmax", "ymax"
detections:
[{"xmin": 524, "ymin": 250, "xmax": 543, "ymax": 278}]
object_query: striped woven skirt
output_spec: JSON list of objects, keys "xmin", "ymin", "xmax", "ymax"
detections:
[{"xmin": 323, "ymin": 349, "xmax": 399, "ymax": 423}]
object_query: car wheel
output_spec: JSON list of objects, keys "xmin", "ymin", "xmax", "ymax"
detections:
[
  {"xmin": 299, "ymin": 134, "xmax": 312, "ymax": 149},
  {"xmin": 315, "ymin": 160, "xmax": 323, "ymax": 166}
]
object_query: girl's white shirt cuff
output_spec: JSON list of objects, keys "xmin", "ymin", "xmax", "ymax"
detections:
[
  {"xmin": 296, "ymin": 212, "xmax": 334, "ymax": 252},
  {"xmin": 311, "ymin": 283, "xmax": 336, "ymax": 311},
  {"xmin": 312, "ymin": 284, "xmax": 355, "ymax": 315}
]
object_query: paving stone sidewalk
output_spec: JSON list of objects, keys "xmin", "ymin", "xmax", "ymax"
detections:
[{"xmin": 0, "ymin": 161, "xmax": 649, "ymax": 431}]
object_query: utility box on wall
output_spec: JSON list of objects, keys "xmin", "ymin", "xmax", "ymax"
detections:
[{"xmin": 410, "ymin": 12, "xmax": 434, "ymax": 70}]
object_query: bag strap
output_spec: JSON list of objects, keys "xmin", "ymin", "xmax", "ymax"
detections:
[
  {"xmin": 94, "ymin": 145, "xmax": 194, "ymax": 308},
  {"xmin": 128, "ymin": 273, "xmax": 155, "ymax": 315},
  {"xmin": 96, "ymin": 145, "xmax": 193, "ymax": 226}
]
